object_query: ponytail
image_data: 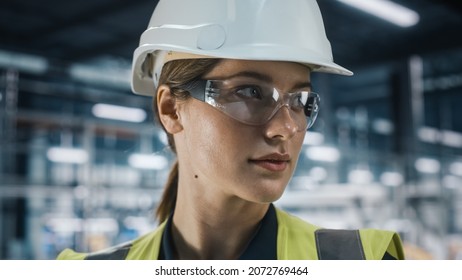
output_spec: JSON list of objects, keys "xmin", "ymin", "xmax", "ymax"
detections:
[{"xmin": 156, "ymin": 160, "xmax": 179, "ymax": 223}]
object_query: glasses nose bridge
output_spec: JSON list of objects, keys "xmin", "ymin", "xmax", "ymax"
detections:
[
  {"xmin": 267, "ymin": 94, "xmax": 304, "ymax": 129},
  {"xmin": 269, "ymin": 88, "xmax": 291, "ymax": 118},
  {"xmin": 272, "ymin": 87, "xmax": 293, "ymax": 105}
]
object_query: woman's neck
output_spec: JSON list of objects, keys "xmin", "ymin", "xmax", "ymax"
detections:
[{"xmin": 171, "ymin": 185, "xmax": 269, "ymax": 259}]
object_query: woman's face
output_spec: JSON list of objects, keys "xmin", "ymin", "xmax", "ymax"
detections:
[{"xmin": 174, "ymin": 59, "xmax": 310, "ymax": 204}]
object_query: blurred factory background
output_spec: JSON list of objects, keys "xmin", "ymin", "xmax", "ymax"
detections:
[{"xmin": 1, "ymin": 0, "xmax": 462, "ymax": 260}]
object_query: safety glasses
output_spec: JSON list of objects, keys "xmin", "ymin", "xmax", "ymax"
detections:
[{"xmin": 178, "ymin": 77, "xmax": 320, "ymax": 131}]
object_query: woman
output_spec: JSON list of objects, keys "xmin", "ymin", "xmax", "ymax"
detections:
[{"xmin": 58, "ymin": 0, "xmax": 405, "ymax": 260}]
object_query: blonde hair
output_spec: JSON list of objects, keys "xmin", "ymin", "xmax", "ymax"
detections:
[{"xmin": 153, "ymin": 58, "xmax": 220, "ymax": 222}]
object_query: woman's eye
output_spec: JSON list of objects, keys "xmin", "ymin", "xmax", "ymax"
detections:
[
  {"xmin": 291, "ymin": 93, "xmax": 309, "ymax": 110},
  {"xmin": 235, "ymin": 86, "xmax": 262, "ymax": 99}
]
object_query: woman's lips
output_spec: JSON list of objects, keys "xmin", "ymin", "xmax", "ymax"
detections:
[
  {"xmin": 250, "ymin": 160, "xmax": 289, "ymax": 172},
  {"xmin": 249, "ymin": 153, "xmax": 290, "ymax": 172}
]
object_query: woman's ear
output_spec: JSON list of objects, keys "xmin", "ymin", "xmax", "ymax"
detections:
[{"xmin": 157, "ymin": 85, "xmax": 183, "ymax": 134}]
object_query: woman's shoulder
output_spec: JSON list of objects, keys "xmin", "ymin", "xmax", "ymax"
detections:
[
  {"xmin": 274, "ymin": 207, "xmax": 404, "ymax": 260},
  {"xmin": 358, "ymin": 228, "xmax": 405, "ymax": 259},
  {"xmin": 56, "ymin": 221, "xmax": 167, "ymax": 260},
  {"xmin": 274, "ymin": 207, "xmax": 321, "ymax": 233},
  {"xmin": 56, "ymin": 240, "xmax": 133, "ymax": 260},
  {"xmin": 56, "ymin": 248, "xmax": 87, "ymax": 260}
]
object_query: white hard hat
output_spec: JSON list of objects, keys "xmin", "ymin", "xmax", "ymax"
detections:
[{"xmin": 131, "ymin": 0, "xmax": 353, "ymax": 96}]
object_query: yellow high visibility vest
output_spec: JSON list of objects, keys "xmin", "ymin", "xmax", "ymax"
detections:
[{"xmin": 57, "ymin": 208, "xmax": 405, "ymax": 260}]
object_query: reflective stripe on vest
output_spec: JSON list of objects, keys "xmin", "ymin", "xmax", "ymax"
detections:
[{"xmin": 315, "ymin": 229, "xmax": 365, "ymax": 260}]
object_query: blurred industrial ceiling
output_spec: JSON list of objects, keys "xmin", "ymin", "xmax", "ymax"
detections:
[{"xmin": 0, "ymin": 0, "xmax": 461, "ymax": 70}]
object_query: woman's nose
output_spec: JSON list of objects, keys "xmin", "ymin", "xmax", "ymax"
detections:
[{"xmin": 263, "ymin": 105, "xmax": 300, "ymax": 140}]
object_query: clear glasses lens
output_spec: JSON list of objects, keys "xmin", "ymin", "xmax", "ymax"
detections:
[{"xmin": 187, "ymin": 78, "xmax": 320, "ymax": 130}]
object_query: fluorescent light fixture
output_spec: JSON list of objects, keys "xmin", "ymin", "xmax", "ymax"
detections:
[
  {"xmin": 47, "ymin": 218, "xmax": 82, "ymax": 233},
  {"xmin": 348, "ymin": 168, "xmax": 374, "ymax": 184},
  {"xmin": 47, "ymin": 147, "xmax": 89, "ymax": 164},
  {"xmin": 441, "ymin": 130, "xmax": 462, "ymax": 148},
  {"xmin": 443, "ymin": 175, "xmax": 460, "ymax": 189},
  {"xmin": 84, "ymin": 218, "xmax": 119, "ymax": 233},
  {"xmin": 158, "ymin": 131, "xmax": 169, "ymax": 146},
  {"xmin": 415, "ymin": 158, "xmax": 440, "ymax": 174},
  {"xmin": 417, "ymin": 127, "xmax": 440, "ymax": 144},
  {"xmin": 449, "ymin": 162, "xmax": 462, "ymax": 177},
  {"xmin": 309, "ymin": 167, "xmax": 328, "ymax": 182},
  {"xmin": 128, "ymin": 153, "xmax": 168, "ymax": 170},
  {"xmin": 380, "ymin": 171, "xmax": 404, "ymax": 187},
  {"xmin": 337, "ymin": 0, "xmax": 420, "ymax": 27},
  {"xmin": 372, "ymin": 119, "xmax": 394, "ymax": 135},
  {"xmin": 92, "ymin": 103, "xmax": 146, "ymax": 123},
  {"xmin": 0, "ymin": 50, "xmax": 48, "ymax": 74},
  {"xmin": 305, "ymin": 146, "xmax": 340, "ymax": 162},
  {"xmin": 417, "ymin": 128, "xmax": 462, "ymax": 148},
  {"xmin": 69, "ymin": 60, "xmax": 131, "ymax": 89},
  {"xmin": 303, "ymin": 131, "xmax": 325, "ymax": 146}
]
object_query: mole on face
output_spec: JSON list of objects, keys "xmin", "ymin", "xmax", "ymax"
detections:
[{"xmin": 194, "ymin": 175, "xmax": 198, "ymax": 179}]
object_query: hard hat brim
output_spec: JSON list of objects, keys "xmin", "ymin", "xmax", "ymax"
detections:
[{"xmin": 131, "ymin": 46, "xmax": 353, "ymax": 96}]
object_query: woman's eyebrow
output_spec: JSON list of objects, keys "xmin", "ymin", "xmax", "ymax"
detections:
[
  {"xmin": 208, "ymin": 71, "xmax": 311, "ymax": 89},
  {"xmin": 292, "ymin": 82, "xmax": 312, "ymax": 90},
  {"xmin": 211, "ymin": 71, "xmax": 274, "ymax": 83}
]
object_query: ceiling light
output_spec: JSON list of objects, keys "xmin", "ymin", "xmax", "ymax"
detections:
[
  {"xmin": 417, "ymin": 127, "xmax": 440, "ymax": 144},
  {"xmin": 441, "ymin": 130, "xmax": 462, "ymax": 148},
  {"xmin": 128, "ymin": 154, "xmax": 168, "ymax": 170},
  {"xmin": 0, "ymin": 50, "xmax": 48, "ymax": 74},
  {"xmin": 380, "ymin": 171, "xmax": 404, "ymax": 187},
  {"xmin": 372, "ymin": 119, "xmax": 394, "ymax": 135},
  {"xmin": 449, "ymin": 162, "xmax": 462, "ymax": 177},
  {"xmin": 47, "ymin": 147, "xmax": 89, "ymax": 164},
  {"xmin": 305, "ymin": 146, "xmax": 340, "ymax": 162},
  {"xmin": 415, "ymin": 158, "xmax": 440, "ymax": 174},
  {"xmin": 303, "ymin": 131, "xmax": 325, "ymax": 145},
  {"xmin": 92, "ymin": 103, "xmax": 146, "ymax": 123},
  {"xmin": 443, "ymin": 175, "xmax": 460, "ymax": 189},
  {"xmin": 309, "ymin": 167, "xmax": 328, "ymax": 182},
  {"xmin": 69, "ymin": 60, "xmax": 131, "ymax": 89},
  {"xmin": 337, "ymin": 0, "xmax": 420, "ymax": 27},
  {"xmin": 158, "ymin": 131, "xmax": 169, "ymax": 146},
  {"xmin": 348, "ymin": 168, "xmax": 374, "ymax": 184}
]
